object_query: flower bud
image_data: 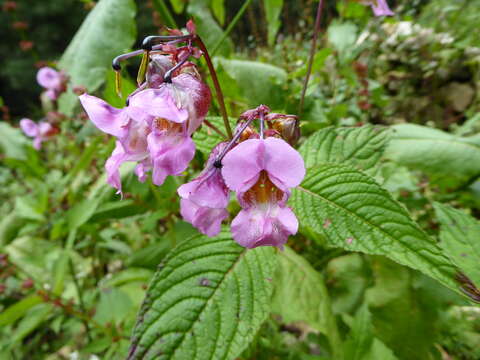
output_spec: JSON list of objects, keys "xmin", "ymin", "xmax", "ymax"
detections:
[{"xmin": 266, "ymin": 114, "xmax": 300, "ymax": 146}]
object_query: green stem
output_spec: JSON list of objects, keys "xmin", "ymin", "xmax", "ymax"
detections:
[
  {"xmin": 195, "ymin": 36, "xmax": 233, "ymax": 138},
  {"xmin": 151, "ymin": 0, "xmax": 177, "ymax": 29},
  {"xmin": 211, "ymin": 0, "xmax": 253, "ymax": 56},
  {"xmin": 298, "ymin": 0, "xmax": 326, "ymax": 115},
  {"xmin": 69, "ymin": 258, "xmax": 91, "ymax": 341}
]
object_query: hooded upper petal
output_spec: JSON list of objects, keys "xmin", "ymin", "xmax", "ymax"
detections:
[
  {"xmin": 36, "ymin": 67, "xmax": 62, "ymax": 90},
  {"xmin": 222, "ymin": 138, "xmax": 305, "ymax": 193},
  {"xmin": 221, "ymin": 139, "xmax": 264, "ymax": 192},
  {"xmin": 20, "ymin": 118, "xmax": 38, "ymax": 137},
  {"xmin": 263, "ymin": 137, "xmax": 305, "ymax": 191},
  {"xmin": 79, "ymin": 94, "xmax": 129, "ymax": 138}
]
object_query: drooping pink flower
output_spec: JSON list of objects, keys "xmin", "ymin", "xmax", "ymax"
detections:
[
  {"xmin": 20, "ymin": 118, "xmax": 57, "ymax": 150},
  {"xmin": 222, "ymin": 137, "xmax": 305, "ymax": 249},
  {"xmin": 79, "ymin": 72, "xmax": 210, "ymax": 194},
  {"xmin": 178, "ymin": 142, "xmax": 230, "ymax": 236},
  {"xmin": 36, "ymin": 67, "xmax": 66, "ymax": 100},
  {"xmin": 369, "ymin": 0, "xmax": 394, "ymax": 17}
]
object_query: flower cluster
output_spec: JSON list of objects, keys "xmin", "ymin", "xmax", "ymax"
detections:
[
  {"xmin": 37, "ymin": 67, "xmax": 67, "ymax": 101},
  {"xmin": 80, "ymin": 33, "xmax": 211, "ymax": 194},
  {"xmin": 77, "ymin": 24, "xmax": 305, "ymax": 249}
]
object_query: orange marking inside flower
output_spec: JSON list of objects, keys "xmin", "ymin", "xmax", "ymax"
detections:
[{"xmin": 243, "ymin": 171, "xmax": 283, "ymax": 205}]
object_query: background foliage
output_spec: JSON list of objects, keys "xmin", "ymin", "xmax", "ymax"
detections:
[{"xmin": 1, "ymin": 0, "xmax": 480, "ymax": 359}]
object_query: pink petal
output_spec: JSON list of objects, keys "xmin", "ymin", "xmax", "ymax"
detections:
[
  {"xmin": 79, "ymin": 93, "xmax": 128, "ymax": 138},
  {"xmin": 180, "ymin": 199, "xmax": 228, "ymax": 237},
  {"xmin": 221, "ymin": 139, "xmax": 264, "ymax": 192},
  {"xmin": 129, "ymin": 88, "xmax": 188, "ymax": 124},
  {"xmin": 264, "ymin": 137, "xmax": 305, "ymax": 191},
  {"xmin": 148, "ymin": 132, "xmax": 196, "ymax": 186},
  {"xmin": 33, "ymin": 137, "xmax": 42, "ymax": 150},
  {"xmin": 36, "ymin": 67, "xmax": 61, "ymax": 90},
  {"xmin": 178, "ymin": 170, "xmax": 229, "ymax": 209},
  {"xmin": 38, "ymin": 122, "xmax": 53, "ymax": 137},
  {"xmin": 20, "ymin": 118, "xmax": 38, "ymax": 137},
  {"xmin": 231, "ymin": 207, "xmax": 266, "ymax": 248},
  {"xmin": 371, "ymin": 0, "xmax": 394, "ymax": 16}
]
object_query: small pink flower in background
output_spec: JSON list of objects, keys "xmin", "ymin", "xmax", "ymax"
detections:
[
  {"xmin": 79, "ymin": 72, "xmax": 211, "ymax": 194},
  {"xmin": 20, "ymin": 118, "xmax": 57, "ymax": 149},
  {"xmin": 221, "ymin": 137, "xmax": 305, "ymax": 249},
  {"xmin": 178, "ymin": 142, "xmax": 230, "ymax": 236},
  {"xmin": 369, "ymin": 0, "xmax": 394, "ymax": 17},
  {"xmin": 36, "ymin": 67, "xmax": 67, "ymax": 100}
]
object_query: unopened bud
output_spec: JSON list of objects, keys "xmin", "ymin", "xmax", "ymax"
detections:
[
  {"xmin": 12, "ymin": 21, "xmax": 28, "ymax": 30},
  {"xmin": 2, "ymin": 1, "xmax": 17, "ymax": 12},
  {"xmin": 73, "ymin": 85, "xmax": 87, "ymax": 95},
  {"xmin": 19, "ymin": 40, "xmax": 34, "ymax": 51},
  {"xmin": 266, "ymin": 114, "xmax": 300, "ymax": 146},
  {"xmin": 22, "ymin": 278, "xmax": 34, "ymax": 289}
]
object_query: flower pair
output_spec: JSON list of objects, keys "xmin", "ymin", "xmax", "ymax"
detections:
[{"xmin": 179, "ymin": 106, "xmax": 305, "ymax": 249}]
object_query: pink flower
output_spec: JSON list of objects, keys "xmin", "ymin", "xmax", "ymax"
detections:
[
  {"xmin": 36, "ymin": 67, "xmax": 66, "ymax": 100},
  {"xmin": 370, "ymin": 0, "xmax": 394, "ymax": 16},
  {"xmin": 79, "ymin": 73, "xmax": 210, "ymax": 194},
  {"xmin": 222, "ymin": 137, "xmax": 305, "ymax": 249},
  {"xmin": 178, "ymin": 142, "xmax": 230, "ymax": 236},
  {"xmin": 20, "ymin": 118, "xmax": 57, "ymax": 150}
]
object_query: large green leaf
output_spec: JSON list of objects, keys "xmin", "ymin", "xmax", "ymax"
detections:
[
  {"xmin": 58, "ymin": 0, "xmax": 136, "ymax": 114},
  {"xmin": 344, "ymin": 304, "xmax": 398, "ymax": 360},
  {"xmin": 127, "ymin": 231, "xmax": 276, "ymax": 360},
  {"xmin": 0, "ymin": 122, "xmax": 27, "ymax": 160},
  {"xmin": 299, "ymin": 125, "xmax": 390, "ymax": 175},
  {"xmin": 264, "ymin": 0, "xmax": 284, "ymax": 45},
  {"xmin": 385, "ymin": 124, "xmax": 480, "ymax": 185},
  {"xmin": 291, "ymin": 163, "xmax": 459, "ymax": 293},
  {"xmin": 365, "ymin": 257, "xmax": 439, "ymax": 360},
  {"xmin": 433, "ymin": 202, "xmax": 480, "ymax": 287},
  {"xmin": 216, "ymin": 58, "xmax": 287, "ymax": 110},
  {"xmin": 272, "ymin": 246, "xmax": 342, "ymax": 359}
]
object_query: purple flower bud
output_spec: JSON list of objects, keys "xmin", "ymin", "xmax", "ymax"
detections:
[{"xmin": 266, "ymin": 113, "xmax": 300, "ymax": 146}]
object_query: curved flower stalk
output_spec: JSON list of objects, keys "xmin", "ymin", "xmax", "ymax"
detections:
[
  {"xmin": 79, "ymin": 25, "xmax": 212, "ymax": 195},
  {"xmin": 179, "ymin": 105, "xmax": 306, "ymax": 249},
  {"xmin": 36, "ymin": 67, "xmax": 67, "ymax": 100},
  {"xmin": 20, "ymin": 118, "xmax": 58, "ymax": 149}
]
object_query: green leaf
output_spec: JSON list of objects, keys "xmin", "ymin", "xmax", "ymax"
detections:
[
  {"xmin": 152, "ymin": 0, "xmax": 177, "ymax": 28},
  {"xmin": 291, "ymin": 163, "xmax": 459, "ymax": 293},
  {"xmin": 385, "ymin": 124, "xmax": 480, "ymax": 186},
  {"xmin": 169, "ymin": 0, "xmax": 185, "ymax": 14},
  {"xmin": 127, "ymin": 231, "xmax": 276, "ymax": 360},
  {"xmin": 90, "ymin": 200, "xmax": 148, "ymax": 222},
  {"xmin": 58, "ymin": 0, "xmax": 137, "ymax": 114},
  {"xmin": 103, "ymin": 70, "xmax": 137, "ymax": 108},
  {"xmin": 193, "ymin": 116, "xmax": 232, "ymax": 155},
  {"xmin": 272, "ymin": 246, "xmax": 342, "ymax": 359},
  {"xmin": 188, "ymin": 0, "xmax": 233, "ymax": 56},
  {"xmin": 66, "ymin": 197, "xmax": 101, "ymax": 230},
  {"xmin": 365, "ymin": 257, "xmax": 438, "ymax": 360},
  {"xmin": 11, "ymin": 304, "xmax": 53, "ymax": 344},
  {"xmin": 210, "ymin": 0, "xmax": 225, "ymax": 25},
  {"xmin": 433, "ymin": 202, "xmax": 480, "ymax": 287},
  {"xmin": 216, "ymin": 58, "xmax": 287, "ymax": 110},
  {"xmin": 0, "ymin": 122, "xmax": 27, "ymax": 160},
  {"xmin": 0, "ymin": 295, "xmax": 42, "ymax": 326},
  {"xmin": 94, "ymin": 287, "xmax": 134, "ymax": 326},
  {"xmin": 264, "ymin": 0, "xmax": 283, "ymax": 45},
  {"xmin": 299, "ymin": 125, "xmax": 390, "ymax": 175},
  {"xmin": 344, "ymin": 304, "xmax": 398, "ymax": 360},
  {"xmin": 327, "ymin": 20, "xmax": 358, "ymax": 57}
]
